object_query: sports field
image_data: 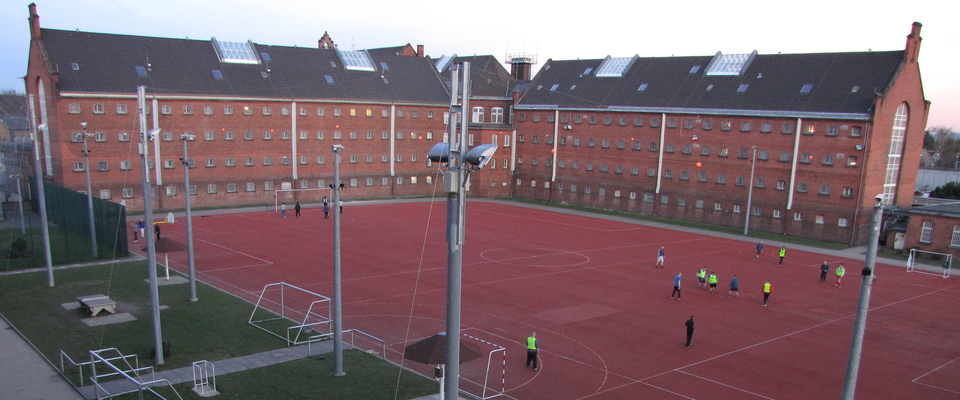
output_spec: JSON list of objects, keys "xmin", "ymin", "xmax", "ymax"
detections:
[{"xmin": 134, "ymin": 200, "xmax": 960, "ymax": 399}]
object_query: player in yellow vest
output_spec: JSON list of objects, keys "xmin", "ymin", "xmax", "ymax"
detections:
[
  {"xmin": 708, "ymin": 272, "xmax": 719, "ymax": 294},
  {"xmin": 525, "ymin": 332, "xmax": 539, "ymax": 370},
  {"xmin": 835, "ymin": 264, "xmax": 846, "ymax": 288},
  {"xmin": 762, "ymin": 280, "xmax": 773, "ymax": 306},
  {"xmin": 697, "ymin": 268, "xmax": 707, "ymax": 290},
  {"xmin": 778, "ymin": 247, "xmax": 786, "ymax": 266}
]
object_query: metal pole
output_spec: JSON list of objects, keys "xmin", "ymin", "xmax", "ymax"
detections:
[
  {"xmin": 27, "ymin": 94, "xmax": 54, "ymax": 287},
  {"xmin": 11, "ymin": 175, "xmax": 25, "ymax": 234},
  {"xmin": 332, "ymin": 145, "xmax": 345, "ymax": 376},
  {"xmin": 81, "ymin": 122, "xmax": 98, "ymax": 258},
  {"xmin": 138, "ymin": 86, "xmax": 164, "ymax": 365},
  {"xmin": 181, "ymin": 134, "xmax": 197, "ymax": 302},
  {"xmin": 841, "ymin": 201, "xmax": 882, "ymax": 399},
  {"xmin": 445, "ymin": 61, "xmax": 470, "ymax": 400},
  {"xmin": 743, "ymin": 146, "xmax": 757, "ymax": 235}
]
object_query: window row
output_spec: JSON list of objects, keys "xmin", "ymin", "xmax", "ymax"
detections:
[
  {"xmin": 100, "ymin": 175, "xmax": 437, "ymax": 200},
  {"xmin": 920, "ymin": 221, "xmax": 960, "ymax": 247},
  {"xmin": 69, "ymin": 130, "xmax": 439, "ymax": 143},
  {"xmin": 74, "ymin": 153, "xmax": 442, "ymax": 171},
  {"xmin": 516, "ymin": 112, "xmax": 863, "ymax": 138},
  {"xmin": 68, "ymin": 103, "xmax": 440, "ymax": 119}
]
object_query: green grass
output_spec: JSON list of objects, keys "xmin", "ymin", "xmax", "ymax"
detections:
[
  {"xmin": 504, "ymin": 197, "xmax": 850, "ymax": 250},
  {"xmin": 0, "ymin": 225, "xmax": 125, "ymax": 270},
  {"xmin": 0, "ymin": 262, "xmax": 437, "ymax": 399}
]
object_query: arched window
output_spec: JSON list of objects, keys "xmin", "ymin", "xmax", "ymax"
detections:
[{"xmin": 883, "ymin": 103, "xmax": 909, "ymax": 205}]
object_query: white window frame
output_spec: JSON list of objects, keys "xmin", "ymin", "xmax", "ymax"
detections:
[{"xmin": 920, "ymin": 221, "xmax": 934, "ymax": 244}]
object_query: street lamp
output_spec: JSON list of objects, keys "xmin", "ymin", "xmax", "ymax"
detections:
[
  {"xmin": 180, "ymin": 133, "xmax": 197, "ymax": 302},
  {"xmin": 331, "ymin": 144, "xmax": 345, "ymax": 376},
  {"xmin": 743, "ymin": 146, "xmax": 758, "ymax": 235},
  {"xmin": 81, "ymin": 122, "xmax": 98, "ymax": 258}
]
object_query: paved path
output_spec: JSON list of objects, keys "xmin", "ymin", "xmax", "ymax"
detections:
[{"xmin": 0, "ymin": 313, "xmax": 84, "ymax": 400}]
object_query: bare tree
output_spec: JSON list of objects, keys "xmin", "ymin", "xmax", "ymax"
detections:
[{"xmin": 923, "ymin": 126, "xmax": 960, "ymax": 169}]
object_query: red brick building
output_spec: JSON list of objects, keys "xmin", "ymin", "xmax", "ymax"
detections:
[
  {"xmin": 513, "ymin": 24, "xmax": 928, "ymax": 245},
  {"xmin": 23, "ymin": 3, "xmax": 930, "ymax": 245}
]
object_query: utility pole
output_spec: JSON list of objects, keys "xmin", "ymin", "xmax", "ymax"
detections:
[
  {"xmin": 332, "ymin": 144, "xmax": 345, "ymax": 376},
  {"xmin": 445, "ymin": 61, "xmax": 470, "ymax": 400},
  {"xmin": 841, "ymin": 199, "xmax": 882, "ymax": 399},
  {"xmin": 743, "ymin": 146, "xmax": 757, "ymax": 235},
  {"xmin": 180, "ymin": 133, "xmax": 197, "ymax": 302},
  {"xmin": 138, "ymin": 86, "xmax": 164, "ymax": 365},
  {"xmin": 81, "ymin": 122, "xmax": 98, "ymax": 258},
  {"xmin": 27, "ymin": 94, "xmax": 54, "ymax": 287}
]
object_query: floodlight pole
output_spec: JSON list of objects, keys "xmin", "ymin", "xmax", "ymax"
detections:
[
  {"xmin": 444, "ymin": 61, "xmax": 470, "ymax": 400},
  {"xmin": 332, "ymin": 144, "xmax": 345, "ymax": 376},
  {"xmin": 181, "ymin": 134, "xmax": 197, "ymax": 302},
  {"xmin": 81, "ymin": 122, "xmax": 98, "ymax": 258},
  {"xmin": 27, "ymin": 94, "xmax": 54, "ymax": 287},
  {"xmin": 841, "ymin": 201, "xmax": 882, "ymax": 399},
  {"xmin": 743, "ymin": 146, "xmax": 757, "ymax": 235},
  {"xmin": 138, "ymin": 85, "xmax": 165, "ymax": 365}
]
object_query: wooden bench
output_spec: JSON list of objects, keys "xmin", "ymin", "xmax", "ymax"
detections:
[{"xmin": 77, "ymin": 294, "xmax": 117, "ymax": 317}]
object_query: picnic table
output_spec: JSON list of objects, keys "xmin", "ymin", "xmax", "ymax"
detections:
[{"xmin": 77, "ymin": 294, "xmax": 117, "ymax": 317}]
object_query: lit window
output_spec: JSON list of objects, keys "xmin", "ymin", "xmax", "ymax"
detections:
[{"xmin": 839, "ymin": 218, "xmax": 849, "ymax": 228}]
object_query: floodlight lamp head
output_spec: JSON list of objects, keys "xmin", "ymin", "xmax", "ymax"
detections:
[
  {"xmin": 428, "ymin": 142, "xmax": 450, "ymax": 163},
  {"xmin": 465, "ymin": 144, "xmax": 498, "ymax": 169},
  {"xmin": 37, "ymin": 123, "xmax": 47, "ymax": 130},
  {"xmin": 180, "ymin": 133, "xmax": 195, "ymax": 141},
  {"xmin": 331, "ymin": 144, "xmax": 345, "ymax": 152},
  {"xmin": 80, "ymin": 122, "xmax": 88, "ymax": 129},
  {"xmin": 147, "ymin": 128, "xmax": 161, "ymax": 141}
]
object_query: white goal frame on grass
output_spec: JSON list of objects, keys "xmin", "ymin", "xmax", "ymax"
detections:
[
  {"xmin": 273, "ymin": 187, "xmax": 331, "ymax": 211},
  {"xmin": 248, "ymin": 282, "xmax": 332, "ymax": 345},
  {"xmin": 907, "ymin": 249, "xmax": 952, "ymax": 278}
]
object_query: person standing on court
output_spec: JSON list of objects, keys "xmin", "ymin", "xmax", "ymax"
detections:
[
  {"xmin": 295, "ymin": 201, "xmax": 301, "ymax": 217},
  {"xmin": 778, "ymin": 246, "xmax": 786, "ymax": 267},
  {"xmin": 762, "ymin": 280, "xmax": 773, "ymax": 306},
  {"xmin": 138, "ymin": 219, "xmax": 146, "ymax": 240},
  {"xmin": 525, "ymin": 332, "xmax": 539, "ymax": 370},
  {"xmin": 339, "ymin": 199, "xmax": 344, "ymax": 214},
  {"xmin": 656, "ymin": 246, "xmax": 665, "ymax": 268},
  {"xmin": 755, "ymin": 240, "xmax": 764, "ymax": 261},
  {"xmin": 132, "ymin": 221, "xmax": 139, "ymax": 242},
  {"xmin": 671, "ymin": 272, "xmax": 682, "ymax": 300},
  {"xmin": 727, "ymin": 274, "xmax": 740, "ymax": 298},
  {"xmin": 684, "ymin": 316, "xmax": 695, "ymax": 348},
  {"xmin": 154, "ymin": 223, "xmax": 161, "ymax": 240},
  {"xmin": 708, "ymin": 272, "xmax": 719, "ymax": 294},
  {"xmin": 322, "ymin": 195, "xmax": 329, "ymax": 207},
  {"xmin": 323, "ymin": 203, "xmax": 330, "ymax": 220},
  {"xmin": 835, "ymin": 263, "xmax": 846, "ymax": 288},
  {"xmin": 697, "ymin": 267, "xmax": 707, "ymax": 290},
  {"xmin": 820, "ymin": 261, "xmax": 830, "ymax": 282},
  {"xmin": 281, "ymin": 202, "xmax": 287, "ymax": 218}
]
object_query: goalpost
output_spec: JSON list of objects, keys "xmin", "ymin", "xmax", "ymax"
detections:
[{"xmin": 907, "ymin": 249, "xmax": 952, "ymax": 278}]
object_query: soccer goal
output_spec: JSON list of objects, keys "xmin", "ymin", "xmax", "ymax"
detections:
[
  {"xmin": 248, "ymin": 282, "xmax": 332, "ymax": 345},
  {"xmin": 273, "ymin": 187, "xmax": 332, "ymax": 211},
  {"xmin": 907, "ymin": 249, "xmax": 952, "ymax": 278}
]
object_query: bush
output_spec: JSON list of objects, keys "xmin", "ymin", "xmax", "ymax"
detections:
[{"xmin": 4, "ymin": 237, "xmax": 32, "ymax": 259}]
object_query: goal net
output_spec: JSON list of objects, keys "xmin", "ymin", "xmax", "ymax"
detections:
[{"xmin": 907, "ymin": 249, "xmax": 952, "ymax": 278}]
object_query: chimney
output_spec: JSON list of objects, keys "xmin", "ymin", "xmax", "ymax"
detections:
[
  {"xmin": 905, "ymin": 22, "xmax": 922, "ymax": 63},
  {"xmin": 509, "ymin": 56, "xmax": 533, "ymax": 81},
  {"xmin": 28, "ymin": 3, "xmax": 41, "ymax": 39},
  {"xmin": 417, "ymin": 44, "xmax": 424, "ymax": 57},
  {"xmin": 318, "ymin": 31, "xmax": 334, "ymax": 50}
]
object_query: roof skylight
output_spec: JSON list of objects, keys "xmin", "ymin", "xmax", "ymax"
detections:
[
  {"xmin": 212, "ymin": 70, "xmax": 223, "ymax": 80},
  {"xmin": 737, "ymin": 83, "xmax": 749, "ymax": 93},
  {"xmin": 595, "ymin": 56, "xmax": 637, "ymax": 78},
  {"xmin": 135, "ymin": 66, "xmax": 148, "ymax": 77},
  {"xmin": 337, "ymin": 49, "xmax": 375, "ymax": 72},
  {"xmin": 705, "ymin": 51, "xmax": 757, "ymax": 76},
  {"xmin": 212, "ymin": 38, "xmax": 260, "ymax": 65},
  {"xmin": 800, "ymin": 83, "xmax": 814, "ymax": 94},
  {"xmin": 637, "ymin": 83, "xmax": 649, "ymax": 92}
]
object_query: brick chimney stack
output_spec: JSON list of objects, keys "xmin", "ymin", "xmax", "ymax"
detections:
[
  {"xmin": 28, "ymin": 3, "xmax": 41, "ymax": 39},
  {"xmin": 905, "ymin": 22, "xmax": 922, "ymax": 63},
  {"xmin": 417, "ymin": 44, "xmax": 424, "ymax": 57}
]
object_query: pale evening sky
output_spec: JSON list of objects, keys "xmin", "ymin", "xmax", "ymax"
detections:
[{"xmin": 1, "ymin": 0, "xmax": 957, "ymax": 130}]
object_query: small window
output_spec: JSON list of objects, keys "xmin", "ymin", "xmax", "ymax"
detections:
[
  {"xmin": 782, "ymin": 123, "xmax": 794, "ymax": 134},
  {"xmin": 684, "ymin": 119, "xmax": 695, "ymax": 129},
  {"xmin": 740, "ymin": 122, "xmax": 751, "ymax": 132},
  {"xmin": 755, "ymin": 178, "xmax": 765, "ymax": 188},
  {"xmin": 760, "ymin": 122, "xmax": 772, "ymax": 133},
  {"xmin": 161, "ymin": 105, "xmax": 172, "ymax": 115},
  {"xmin": 162, "ymin": 131, "xmax": 173, "ymax": 141},
  {"xmin": 94, "ymin": 132, "xmax": 106, "ymax": 142},
  {"xmin": 245, "ymin": 157, "xmax": 254, "ymax": 166},
  {"xmin": 716, "ymin": 174, "xmax": 726, "ymax": 184},
  {"xmin": 777, "ymin": 180, "xmax": 787, "ymax": 191},
  {"xmin": 246, "ymin": 183, "xmax": 256, "ymax": 192},
  {"xmin": 793, "ymin": 212, "xmax": 803, "ymax": 221},
  {"xmin": 263, "ymin": 157, "xmax": 273, "ymax": 166},
  {"xmin": 714, "ymin": 201, "xmax": 722, "ymax": 211},
  {"xmin": 839, "ymin": 218, "xmax": 849, "ymax": 228},
  {"xmin": 223, "ymin": 106, "xmax": 234, "ymax": 115},
  {"xmin": 779, "ymin": 152, "xmax": 790, "ymax": 162},
  {"xmin": 183, "ymin": 105, "xmax": 194, "ymax": 115},
  {"xmin": 97, "ymin": 161, "xmax": 108, "ymax": 171},
  {"xmin": 205, "ymin": 158, "xmax": 216, "ymax": 168},
  {"xmin": 721, "ymin": 121, "xmax": 732, "ymax": 131},
  {"xmin": 735, "ymin": 176, "xmax": 745, "ymax": 186},
  {"xmin": 823, "ymin": 154, "xmax": 834, "ymax": 165},
  {"xmin": 90, "ymin": 104, "xmax": 103, "ymax": 115},
  {"xmin": 800, "ymin": 153, "xmax": 812, "ymax": 164},
  {"xmin": 225, "ymin": 158, "xmax": 236, "ymax": 167},
  {"xmin": 700, "ymin": 146, "xmax": 710, "ymax": 156},
  {"xmin": 682, "ymin": 145, "xmax": 692, "ymax": 155},
  {"xmin": 819, "ymin": 184, "xmax": 831, "ymax": 195},
  {"xmin": 797, "ymin": 182, "xmax": 808, "ymax": 193},
  {"xmin": 851, "ymin": 126, "xmax": 863, "ymax": 137},
  {"xmin": 842, "ymin": 187, "xmax": 853, "ymax": 198},
  {"xmin": 703, "ymin": 119, "xmax": 713, "ymax": 130},
  {"xmin": 69, "ymin": 103, "xmax": 81, "ymax": 114},
  {"xmin": 758, "ymin": 150, "xmax": 768, "ymax": 161},
  {"xmin": 122, "ymin": 188, "xmax": 134, "ymax": 199},
  {"xmin": 99, "ymin": 189, "xmax": 111, "ymax": 200},
  {"xmin": 827, "ymin": 125, "xmax": 838, "ymax": 137},
  {"xmin": 207, "ymin": 184, "xmax": 218, "ymax": 194},
  {"xmin": 634, "ymin": 117, "xmax": 643, "ymax": 127},
  {"xmin": 116, "ymin": 104, "xmax": 128, "ymax": 114},
  {"xmin": 680, "ymin": 171, "xmax": 689, "ymax": 181},
  {"xmin": 667, "ymin": 118, "xmax": 677, "ymax": 128},
  {"xmin": 163, "ymin": 159, "xmax": 174, "ymax": 169}
]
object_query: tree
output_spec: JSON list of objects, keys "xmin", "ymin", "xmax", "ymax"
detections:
[
  {"xmin": 922, "ymin": 126, "xmax": 960, "ymax": 169},
  {"xmin": 930, "ymin": 182, "xmax": 960, "ymax": 200}
]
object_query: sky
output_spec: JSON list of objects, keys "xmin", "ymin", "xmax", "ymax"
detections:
[{"xmin": 2, "ymin": 0, "xmax": 957, "ymax": 129}]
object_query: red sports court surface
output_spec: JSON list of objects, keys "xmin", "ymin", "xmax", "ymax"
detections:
[{"xmin": 134, "ymin": 200, "xmax": 960, "ymax": 399}]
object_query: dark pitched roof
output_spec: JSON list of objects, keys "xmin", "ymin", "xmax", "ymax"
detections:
[
  {"xmin": 518, "ymin": 51, "xmax": 905, "ymax": 117},
  {"xmin": 40, "ymin": 29, "xmax": 450, "ymax": 104},
  {"xmin": 908, "ymin": 201, "xmax": 960, "ymax": 218},
  {"xmin": 435, "ymin": 55, "xmax": 515, "ymax": 98}
]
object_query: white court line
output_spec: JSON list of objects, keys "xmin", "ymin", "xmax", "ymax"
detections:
[
  {"xmin": 912, "ymin": 355, "xmax": 960, "ymax": 395},
  {"xmin": 192, "ymin": 237, "xmax": 275, "ymax": 272},
  {"xmin": 675, "ymin": 370, "xmax": 775, "ymax": 399},
  {"xmin": 474, "ymin": 208, "xmax": 652, "ymax": 233}
]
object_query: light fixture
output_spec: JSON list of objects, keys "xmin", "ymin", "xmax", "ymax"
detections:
[
  {"xmin": 464, "ymin": 144, "xmax": 498, "ymax": 169},
  {"xmin": 428, "ymin": 142, "xmax": 450, "ymax": 162}
]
